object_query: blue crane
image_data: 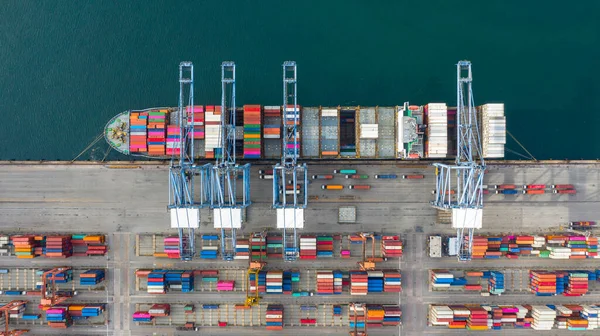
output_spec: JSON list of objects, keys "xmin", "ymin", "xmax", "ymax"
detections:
[
  {"xmin": 167, "ymin": 62, "xmax": 211, "ymax": 261},
  {"xmin": 431, "ymin": 61, "xmax": 486, "ymax": 261},
  {"xmin": 210, "ymin": 61, "xmax": 251, "ymax": 261},
  {"xmin": 272, "ymin": 61, "xmax": 308, "ymax": 261}
]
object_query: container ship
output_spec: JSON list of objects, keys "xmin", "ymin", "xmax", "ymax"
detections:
[{"xmin": 104, "ymin": 102, "xmax": 506, "ymax": 160}]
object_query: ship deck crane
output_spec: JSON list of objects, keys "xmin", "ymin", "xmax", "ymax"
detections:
[
  {"xmin": 168, "ymin": 62, "xmax": 211, "ymax": 261},
  {"xmin": 211, "ymin": 61, "xmax": 251, "ymax": 261},
  {"xmin": 273, "ymin": 61, "xmax": 308, "ymax": 261},
  {"xmin": 40, "ymin": 267, "xmax": 72, "ymax": 309},
  {"xmin": 0, "ymin": 300, "xmax": 29, "ymax": 336},
  {"xmin": 431, "ymin": 61, "xmax": 486, "ymax": 261}
]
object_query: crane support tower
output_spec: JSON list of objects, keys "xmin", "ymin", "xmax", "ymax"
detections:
[
  {"xmin": 211, "ymin": 61, "xmax": 251, "ymax": 261},
  {"xmin": 431, "ymin": 61, "xmax": 486, "ymax": 261},
  {"xmin": 168, "ymin": 62, "xmax": 211, "ymax": 261},
  {"xmin": 0, "ymin": 300, "xmax": 29, "ymax": 336},
  {"xmin": 272, "ymin": 61, "xmax": 308, "ymax": 261}
]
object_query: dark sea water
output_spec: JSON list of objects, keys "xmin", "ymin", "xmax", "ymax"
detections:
[{"xmin": 1, "ymin": 1, "xmax": 599, "ymax": 160}]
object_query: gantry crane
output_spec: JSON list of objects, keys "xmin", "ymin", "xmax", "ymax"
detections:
[
  {"xmin": 431, "ymin": 61, "xmax": 485, "ymax": 261},
  {"xmin": 243, "ymin": 230, "xmax": 267, "ymax": 307},
  {"xmin": 357, "ymin": 232, "xmax": 386, "ymax": 270},
  {"xmin": 210, "ymin": 61, "xmax": 251, "ymax": 261},
  {"xmin": 0, "ymin": 300, "xmax": 29, "ymax": 336},
  {"xmin": 349, "ymin": 303, "xmax": 367, "ymax": 336},
  {"xmin": 40, "ymin": 267, "xmax": 72, "ymax": 308},
  {"xmin": 272, "ymin": 61, "xmax": 308, "ymax": 261},
  {"xmin": 168, "ymin": 62, "xmax": 211, "ymax": 261}
]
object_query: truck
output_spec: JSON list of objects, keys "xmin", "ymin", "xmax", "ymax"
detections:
[
  {"xmin": 523, "ymin": 189, "xmax": 544, "ymax": 194},
  {"xmin": 523, "ymin": 184, "xmax": 546, "ymax": 189},
  {"xmin": 345, "ymin": 174, "xmax": 369, "ymax": 179},
  {"xmin": 258, "ymin": 169, "xmax": 273, "ymax": 175},
  {"xmin": 259, "ymin": 175, "xmax": 273, "ymax": 180},
  {"xmin": 348, "ymin": 185, "xmax": 370, "ymax": 190},
  {"xmin": 496, "ymin": 189, "xmax": 518, "ymax": 195},
  {"xmin": 554, "ymin": 189, "xmax": 576, "ymax": 194},
  {"xmin": 311, "ymin": 174, "xmax": 333, "ymax": 180},
  {"xmin": 321, "ymin": 185, "xmax": 343, "ymax": 190},
  {"xmin": 402, "ymin": 174, "xmax": 424, "ymax": 179},
  {"xmin": 552, "ymin": 184, "xmax": 574, "ymax": 189},
  {"xmin": 494, "ymin": 184, "xmax": 516, "ymax": 189},
  {"xmin": 333, "ymin": 169, "xmax": 356, "ymax": 174},
  {"xmin": 374, "ymin": 174, "xmax": 398, "ymax": 179}
]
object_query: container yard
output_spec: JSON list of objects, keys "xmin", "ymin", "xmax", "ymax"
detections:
[{"xmin": 6, "ymin": 61, "xmax": 600, "ymax": 336}]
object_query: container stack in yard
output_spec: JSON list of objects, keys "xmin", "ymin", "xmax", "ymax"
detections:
[
  {"xmin": 162, "ymin": 236, "xmax": 180, "ymax": 259},
  {"xmin": 381, "ymin": 236, "xmax": 402, "ymax": 258},
  {"xmin": 149, "ymin": 304, "xmax": 170, "ymax": 317},
  {"xmin": 234, "ymin": 238, "xmax": 250, "ymax": 260},
  {"xmin": 266, "ymin": 304, "xmax": 284, "ymax": 330},
  {"xmin": 250, "ymin": 233, "xmax": 266, "ymax": 260},
  {"xmin": 11, "ymin": 235, "xmax": 36, "ymax": 258},
  {"xmin": 243, "ymin": 105, "xmax": 262, "ymax": 158},
  {"xmin": 200, "ymin": 234, "xmax": 218, "ymax": 259},
  {"xmin": 133, "ymin": 311, "xmax": 152, "ymax": 322},
  {"xmin": 530, "ymin": 270, "xmax": 595, "ymax": 296},
  {"xmin": 316, "ymin": 270, "xmax": 342, "ymax": 295},
  {"xmin": 266, "ymin": 235, "xmax": 283, "ymax": 259},
  {"xmin": 46, "ymin": 304, "xmax": 105, "ymax": 328},
  {"xmin": 146, "ymin": 271, "xmax": 166, "ymax": 294},
  {"xmin": 45, "ymin": 235, "xmax": 73, "ymax": 258},
  {"xmin": 429, "ymin": 304, "xmax": 600, "ymax": 331},
  {"xmin": 300, "ymin": 235, "xmax": 317, "ymax": 259},
  {"xmin": 79, "ymin": 269, "xmax": 105, "ymax": 286},
  {"xmin": 0, "ymin": 235, "xmax": 9, "ymax": 254},
  {"xmin": 316, "ymin": 236, "xmax": 333, "ymax": 257}
]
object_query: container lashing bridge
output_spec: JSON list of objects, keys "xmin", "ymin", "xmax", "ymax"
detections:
[
  {"xmin": 211, "ymin": 62, "xmax": 251, "ymax": 261},
  {"xmin": 272, "ymin": 61, "xmax": 308, "ymax": 262},
  {"xmin": 431, "ymin": 61, "xmax": 486, "ymax": 261},
  {"xmin": 168, "ymin": 62, "xmax": 211, "ymax": 261}
]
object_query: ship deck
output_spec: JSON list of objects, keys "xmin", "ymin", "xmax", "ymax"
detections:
[{"xmin": 1, "ymin": 161, "xmax": 599, "ymax": 335}]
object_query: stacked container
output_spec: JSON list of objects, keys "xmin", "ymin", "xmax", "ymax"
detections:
[
  {"xmin": 166, "ymin": 125, "xmax": 181, "ymax": 156},
  {"xmin": 200, "ymin": 234, "xmax": 218, "ymax": 259},
  {"xmin": 531, "ymin": 305, "xmax": 556, "ymax": 330},
  {"xmin": 266, "ymin": 270, "xmax": 283, "ymax": 294},
  {"xmin": 266, "ymin": 304, "xmax": 284, "ymax": 330},
  {"xmin": 149, "ymin": 304, "xmax": 170, "ymax": 317},
  {"xmin": 587, "ymin": 236, "xmax": 599, "ymax": 258},
  {"xmin": 216, "ymin": 280, "xmax": 235, "ymax": 291},
  {"xmin": 429, "ymin": 305, "xmax": 454, "ymax": 326},
  {"xmin": 181, "ymin": 271, "xmax": 194, "ymax": 292},
  {"xmin": 381, "ymin": 236, "xmax": 402, "ymax": 258},
  {"xmin": 348, "ymin": 303, "xmax": 366, "ymax": 331},
  {"xmin": 582, "ymin": 306, "xmax": 600, "ymax": 329},
  {"xmin": 431, "ymin": 270, "xmax": 454, "ymax": 289},
  {"xmin": 147, "ymin": 110, "xmax": 167, "ymax": 156},
  {"xmin": 266, "ymin": 235, "xmax": 283, "ymax": 259},
  {"xmin": 316, "ymin": 236, "xmax": 333, "ymax": 257},
  {"xmin": 299, "ymin": 235, "xmax": 316, "ymax": 259},
  {"xmin": 147, "ymin": 271, "xmax": 166, "ymax": 294},
  {"xmin": 0, "ymin": 235, "xmax": 9, "ymax": 254},
  {"xmin": 263, "ymin": 106, "xmax": 281, "ymax": 139},
  {"xmin": 471, "ymin": 236, "xmax": 489, "ymax": 258},
  {"xmin": 565, "ymin": 272, "xmax": 588, "ymax": 296},
  {"xmin": 383, "ymin": 270, "xmax": 402, "ymax": 292},
  {"xmin": 424, "ymin": 103, "xmax": 448, "ymax": 158},
  {"xmin": 350, "ymin": 271, "xmax": 368, "ymax": 295},
  {"xmin": 382, "ymin": 305, "xmax": 402, "ymax": 326},
  {"xmin": 567, "ymin": 236, "xmax": 587, "ymax": 259},
  {"xmin": 129, "ymin": 111, "xmax": 148, "ymax": 153},
  {"xmin": 133, "ymin": 311, "xmax": 153, "ymax": 322},
  {"xmin": 467, "ymin": 306, "xmax": 489, "ymax": 331},
  {"xmin": 80, "ymin": 304, "xmax": 104, "ymax": 317},
  {"xmin": 234, "ymin": 238, "xmax": 249, "ymax": 260},
  {"xmin": 11, "ymin": 235, "xmax": 36, "ymax": 258},
  {"xmin": 243, "ymin": 105, "xmax": 262, "ymax": 158},
  {"xmin": 488, "ymin": 271, "xmax": 505, "ymax": 295},
  {"xmin": 366, "ymin": 304, "xmax": 384, "ymax": 328},
  {"xmin": 367, "ymin": 271, "xmax": 384, "ymax": 293},
  {"xmin": 530, "ymin": 270, "xmax": 557, "ymax": 296},
  {"xmin": 204, "ymin": 105, "xmax": 222, "ymax": 159},
  {"xmin": 316, "ymin": 271, "xmax": 334, "ymax": 295},
  {"xmin": 45, "ymin": 268, "xmax": 73, "ymax": 284},
  {"xmin": 80, "ymin": 269, "xmax": 105, "ymax": 286},
  {"xmin": 8, "ymin": 302, "xmax": 25, "ymax": 319},
  {"xmin": 163, "ymin": 237, "xmax": 180, "ymax": 259},
  {"xmin": 187, "ymin": 105, "xmax": 205, "ymax": 139},
  {"xmin": 333, "ymin": 305, "xmax": 342, "ymax": 317},
  {"xmin": 45, "ymin": 235, "xmax": 73, "ymax": 258},
  {"xmin": 46, "ymin": 307, "xmax": 71, "ymax": 328},
  {"xmin": 250, "ymin": 233, "xmax": 266, "ymax": 261}
]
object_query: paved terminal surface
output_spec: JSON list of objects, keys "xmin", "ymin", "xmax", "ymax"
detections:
[{"xmin": 1, "ymin": 162, "xmax": 600, "ymax": 335}]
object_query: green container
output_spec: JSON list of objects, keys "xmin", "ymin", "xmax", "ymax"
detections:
[
  {"xmin": 72, "ymin": 234, "xmax": 86, "ymax": 239},
  {"xmin": 317, "ymin": 236, "xmax": 333, "ymax": 241},
  {"xmin": 202, "ymin": 277, "xmax": 218, "ymax": 282},
  {"xmin": 499, "ymin": 247, "xmax": 509, "ymax": 252},
  {"xmin": 244, "ymin": 144, "xmax": 261, "ymax": 149},
  {"xmin": 539, "ymin": 250, "xmax": 550, "ymax": 258},
  {"xmin": 267, "ymin": 244, "xmax": 283, "ymax": 248},
  {"xmin": 338, "ymin": 169, "xmax": 357, "ymax": 174},
  {"xmin": 292, "ymin": 292, "xmax": 302, "ymax": 297}
]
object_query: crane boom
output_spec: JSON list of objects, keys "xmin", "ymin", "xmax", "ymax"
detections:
[
  {"xmin": 273, "ymin": 61, "xmax": 308, "ymax": 261},
  {"xmin": 431, "ymin": 61, "xmax": 485, "ymax": 261}
]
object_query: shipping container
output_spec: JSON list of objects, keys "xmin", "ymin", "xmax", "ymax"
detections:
[
  {"xmin": 321, "ymin": 185, "xmax": 344, "ymax": 190},
  {"xmin": 402, "ymin": 174, "xmax": 424, "ymax": 179}
]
